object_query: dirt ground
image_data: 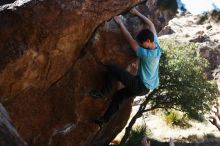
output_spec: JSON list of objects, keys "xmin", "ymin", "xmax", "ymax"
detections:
[{"xmin": 114, "ymin": 96, "xmax": 220, "ymax": 144}]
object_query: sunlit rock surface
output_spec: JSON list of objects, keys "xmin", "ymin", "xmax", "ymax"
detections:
[{"xmin": 0, "ymin": 0, "xmax": 176, "ymax": 145}]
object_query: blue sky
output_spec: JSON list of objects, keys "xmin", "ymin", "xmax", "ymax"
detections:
[{"xmin": 178, "ymin": 0, "xmax": 220, "ymax": 14}]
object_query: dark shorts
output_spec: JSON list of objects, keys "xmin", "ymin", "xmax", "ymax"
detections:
[
  {"xmin": 105, "ymin": 64, "xmax": 149, "ymax": 96},
  {"xmin": 101, "ymin": 64, "xmax": 150, "ymax": 122}
]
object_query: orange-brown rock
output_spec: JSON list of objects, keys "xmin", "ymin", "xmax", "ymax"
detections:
[{"xmin": 0, "ymin": 0, "xmax": 176, "ymax": 146}]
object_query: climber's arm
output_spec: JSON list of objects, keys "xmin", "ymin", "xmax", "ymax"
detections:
[
  {"xmin": 114, "ymin": 16, "xmax": 139, "ymax": 52},
  {"xmin": 130, "ymin": 8, "xmax": 156, "ymax": 34}
]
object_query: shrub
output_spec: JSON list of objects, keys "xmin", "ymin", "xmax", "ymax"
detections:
[
  {"xmin": 125, "ymin": 125, "xmax": 151, "ymax": 146},
  {"xmin": 197, "ymin": 13, "xmax": 208, "ymax": 24},
  {"xmin": 153, "ymin": 40, "xmax": 218, "ymax": 121},
  {"xmin": 164, "ymin": 110, "xmax": 191, "ymax": 128}
]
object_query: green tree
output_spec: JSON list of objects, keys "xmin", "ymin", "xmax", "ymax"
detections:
[{"xmin": 120, "ymin": 40, "xmax": 218, "ymax": 145}]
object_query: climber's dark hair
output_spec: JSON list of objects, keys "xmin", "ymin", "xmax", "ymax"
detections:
[{"xmin": 136, "ymin": 29, "xmax": 154, "ymax": 44}]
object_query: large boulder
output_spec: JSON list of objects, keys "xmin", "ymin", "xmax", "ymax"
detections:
[
  {"xmin": 0, "ymin": 103, "xmax": 27, "ymax": 146},
  {"xmin": 0, "ymin": 0, "xmax": 176, "ymax": 146}
]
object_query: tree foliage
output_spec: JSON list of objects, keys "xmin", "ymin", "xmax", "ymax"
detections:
[
  {"xmin": 120, "ymin": 40, "xmax": 218, "ymax": 145},
  {"xmin": 152, "ymin": 40, "xmax": 217, "ymax": 120}
]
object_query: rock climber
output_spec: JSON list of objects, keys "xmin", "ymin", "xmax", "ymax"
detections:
[{"xmin": 90, "ymin": 7, "xmax": 161, "ymax": 127}]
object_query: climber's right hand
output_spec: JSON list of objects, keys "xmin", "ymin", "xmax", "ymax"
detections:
[{"xmin": 114, "ymin": 16, "xmax": 123, "ymax": 25}]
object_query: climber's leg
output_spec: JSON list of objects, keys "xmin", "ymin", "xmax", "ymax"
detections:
[
  {"xmin": 102, "ymin": 88, "xmax": 132, "ymax": 122},
  {"xmin": 94, "ymin": 88, "xmax": 132, "ymax": 126},
  {"xmin": 90, "ymin": 64, "xmax": 134, "ymax": 98},
  {"xmin": 89, "ymin": 69, "xmax": 114, "ymax": 99},
  {"xmin": 106, "ymin": 64, "xmax": 150, "ymax": 95},
  {"xmin": 90, "ymin": 64, "xmax": 149, "ymax": 98},
  {"xmin": 106, "ymin": 64, "xmax": 136, "ymax": 90},
  {"xmin": 95, "ymin": 81, "xmax": 149, "ymax": 126}
]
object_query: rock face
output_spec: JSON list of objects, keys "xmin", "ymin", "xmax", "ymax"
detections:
[
  {"xmin": 0, "ymin": 0, "xmax": 175, "ymax": 146},
  {"xmin": 0, "ymin": 103, "xmax": 27, "ymax": 146}
]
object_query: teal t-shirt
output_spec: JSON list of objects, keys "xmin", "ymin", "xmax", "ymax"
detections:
[{"xmin": 136, "ymin": 34, "xmax": 161, "ymax": 90}]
